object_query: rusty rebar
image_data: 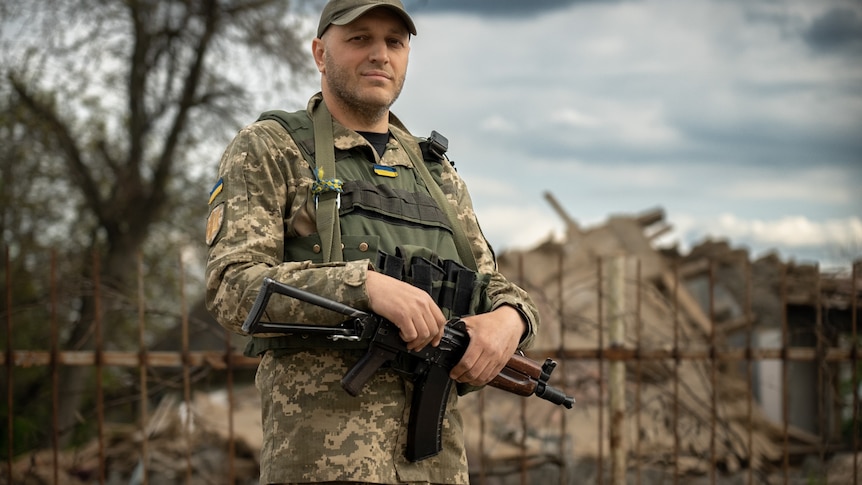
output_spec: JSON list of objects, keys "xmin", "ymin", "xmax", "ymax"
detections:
[
  {"xmin": 50, "ymin": 250, "xmax": 59, "ymax": 485},
  {"xmin": 672, "ymin": 260, "xmax": 680, "ymax": 485},
  {"xmin": 225, "ymin": 327, "xmax": 236, "ymax": 483},
  {"xmin": 93, "ymin": 250, "xmax": 105, "ymax": 484},
  {"xmin": 597, "ymin": 257, "xmax": 605, "ymax": 485},
  {"xmin": 853, "ymin": 260, "xmax": 859, "ymax": 485},
  {"xmin": 709, "ymin": 261, "xmax": 717, "ymax": 485},
  {"xmin": 5, "ymin": 346, "xmax": 854, "ymax": 368},
  {"xmin": 179, "ymin": 255, "xmax": 192, "ymax": 484},
  {"xmin": 5, "ymin": 246, "xmax": 11, "ymax": 485},
  {"xmin": 635, "ymin": 259, "xmax": 643, "ymax": 485},
  {"xmin": 478, "ymin": 386, "xmax": 486, "ymax": 485},
  {"xmin": 559, "ymin": 248, "xmax": 569, "ymax": 485},
  {"xmin": 137, "ymin": 252, "xmax": 149, "ymax": 485},
  {"xmin": 744, "ymin": 258, "xmax": 754, "ymax": 485},
  {"xmin": 781, "ymin": 263, "xmax": 789, "ymax": 485},
  {"xmin": 519, "ymin": 253, "xmax": 528, "ymax": 485},
  {"xmin": 815, "ymin": 264, "xmax": 826, "ymax": 484}
]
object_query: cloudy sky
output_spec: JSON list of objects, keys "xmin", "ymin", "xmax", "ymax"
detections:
[{"xmin": 289, "ymin": 0, "xmax": 862, "ymax": 266}]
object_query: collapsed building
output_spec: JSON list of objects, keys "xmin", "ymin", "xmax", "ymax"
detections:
[{"xmin": 462, "ymin": 195, "xmax": 860, "ymax": 483}]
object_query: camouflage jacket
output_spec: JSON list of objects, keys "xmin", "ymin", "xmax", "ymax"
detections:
[{"xmin": 205, "ymin": 94, "xmax": 539, "ymax": 484}]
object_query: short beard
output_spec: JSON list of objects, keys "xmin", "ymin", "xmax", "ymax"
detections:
[{"xmin": 324, "ymin": 50, "xmax": 405, "ymax": 127}]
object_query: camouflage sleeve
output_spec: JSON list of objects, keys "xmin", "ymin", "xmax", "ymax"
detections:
[
  {"xmin": 437, "ymin": 161, "xmax": 540, "ymax": 349},
  {"xmin": 205, "ymin": 122, "xmax": 371, "ymax": 334}
]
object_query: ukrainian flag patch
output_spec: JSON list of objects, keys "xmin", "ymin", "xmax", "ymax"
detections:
[
  {"xmin": 208, "ymin": 178, "xmax": 224, "ymax": 204},
  {"xmin": 373, "ymin": 165, "xmax": 397, "ymax": 178}
]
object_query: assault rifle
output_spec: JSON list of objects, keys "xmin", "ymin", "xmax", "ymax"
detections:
[{"xmin": 242, "ymin": 277, "xmax": 574, "ymax": 462}]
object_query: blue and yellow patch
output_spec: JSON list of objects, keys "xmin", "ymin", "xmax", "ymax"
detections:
[
  {"xmin": 208, "ymin": 178, "xmax": 224, "ymax": 205},
  {"xmin": 373, "ymin": 164, "xmax": 397, "ymax": 178}
]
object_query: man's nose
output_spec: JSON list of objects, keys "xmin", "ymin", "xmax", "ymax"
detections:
[{"xmin": 368, "ymin": 40, "xmax": 390, "ymax": 63}]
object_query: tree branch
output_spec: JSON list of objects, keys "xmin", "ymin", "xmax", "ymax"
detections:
[
  {"xmin": 149, "ymin": 0, "xmax": 220, "ymax": 210},
  {"xmin": 8, "ymin": 73, "xmax": 107, "ymax": 223}
]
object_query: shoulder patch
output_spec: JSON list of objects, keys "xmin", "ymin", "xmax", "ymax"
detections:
[{"xmin": 205, "ymin": 204, "xmax": 225, "ymax": 246}]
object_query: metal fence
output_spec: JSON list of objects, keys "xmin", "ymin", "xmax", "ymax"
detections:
[{"xmin": 2, "ymin": 247, "xmax": 860, "ymax": 484}]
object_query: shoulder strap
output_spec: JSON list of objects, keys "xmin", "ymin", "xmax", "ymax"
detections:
[
  {"xmin": 311, "ymin": 103, "xmax": 343, "ymax": 263},
  {"xmin": 257, "ymin": 107, "xmax": 343, "ymax": 263},
  {"xmin": 257, "ymin": 110, "xmax": 315, "ymax": 159},
  {"xmin": 390, "ymin": 129, "xmax": 478, "ymax": 271}
]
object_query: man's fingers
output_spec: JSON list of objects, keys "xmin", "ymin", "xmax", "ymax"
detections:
[
  {"xmin": 403, "ymin": 312, "xmax": 444, "ymax": 351},
  {"xmin": 451, "ymin": 345, "xmax": 482, "ymax": 383},
  {"xmin": 453, "ymin": 349, "xmax": 504, "ymax": 386},
  {"xmin": 450, "ymin": 308, "xmax": 525, "ymax": 386},
  {"xmin": 407, "ymin": 316, "xmax": 447, "ymax": 351},
  {"xmin": 430, "ymin": 325, "xmax": 445, "ymax": 347},
  {"xmin": 366, "ymin": 271, "xmax": 446, "ymax": 350}
]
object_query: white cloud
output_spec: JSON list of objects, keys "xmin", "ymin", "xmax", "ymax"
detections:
[
  {"xmin": 463, "ymin": 176, "xmax": 520, "ymax": 199},
  {"xmin": 716, "ymin": 167, "xmax": 857, "ymax": 205},
  {"xmin": 474, "ymin": 204, "xmax": 560, "ymax": 251},
  {"xmin": 608, "ymin": 103, "xmax": 681, "ymax": 147},
  {"xmin": 479, "ymin": 115, "xmax": 518, "ymax": 134},
  {"xmin": 550, "ymin": 108, "xmax": 602, "ymax": 128},
  {"xmin": 722, "ymin": 179, "xmax": 851, "ymax": 205},
  {"xmin": 716, "ymin": 214, "xmax": 862, "ymax": 248},
  {"xmin": 551, "ymin": 102, "xmax": 679, "ymax": 144},
  {"xmin": 544, "ymin": 158, "xmax": 682, "ymax": 189},
  {"xmin": 581, "ymin": 35, "xmax": 628, "ymax": 58},
  {"xmin": 673, "ymin": 213, "xmax": 862, "ymax": 249}
]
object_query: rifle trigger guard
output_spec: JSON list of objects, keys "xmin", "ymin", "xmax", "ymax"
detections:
[{"xmin": 330, "ymin": 317, "xmax": 368, "ymax": 342}]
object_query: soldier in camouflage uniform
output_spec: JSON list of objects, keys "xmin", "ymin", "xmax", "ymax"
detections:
[{"xmin": 205, "ymin": 0, "xmax": 540, "ymax": 483}]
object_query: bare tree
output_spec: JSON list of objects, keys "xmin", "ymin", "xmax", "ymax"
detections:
[{"xmin": 1, "ymin": 0, "xmax": 314, "ymax": 448}]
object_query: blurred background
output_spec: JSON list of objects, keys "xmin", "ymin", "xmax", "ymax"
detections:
[{"xmin": 1, "ymin": 0, "xmax": 860, "ymax": 482}]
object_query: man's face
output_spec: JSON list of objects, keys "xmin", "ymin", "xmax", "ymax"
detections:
[{"xmin": 314, "ymin": 8, "xmax": 411, "ymax": 118}]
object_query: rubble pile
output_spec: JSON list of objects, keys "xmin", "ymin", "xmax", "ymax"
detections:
[
  {"xmin": 4, "ymin": 392, "xmax": 262, "ymax": 485},
  {"xmin": 462, "ymin": 198, "xmax": 860, "ymax": 482}
]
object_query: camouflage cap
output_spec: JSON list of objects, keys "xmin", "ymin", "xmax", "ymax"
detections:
[{"xmin": 317, "ymin": 0, "xmax": 417, "ymax": 38}]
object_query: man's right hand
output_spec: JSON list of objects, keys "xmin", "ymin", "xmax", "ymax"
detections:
[{"xmin": 366, "ymin": 271, "xmax": 446, "ymax": 351}]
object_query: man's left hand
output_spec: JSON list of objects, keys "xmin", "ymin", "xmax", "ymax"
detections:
[{"xmin": 450, "ymin": 305, "xmax": 526, "ymax": 386}]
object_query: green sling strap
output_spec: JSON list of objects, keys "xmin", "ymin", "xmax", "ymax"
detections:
[
  {"xmin": 388, "ymin": 129, "xmax": 478, "ymax": 271},
  {"xmin": 311, "ymin": 102, "xmax": 344, "ymax": 263}
]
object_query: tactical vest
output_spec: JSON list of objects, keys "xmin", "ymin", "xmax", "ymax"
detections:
[
  {"xmin": 270, "ymin": 108, "xmax": 463, "ymax": 266},
  {"xmin": 245, "ymin": 106, "xmax": 491, "ymax": 357}
]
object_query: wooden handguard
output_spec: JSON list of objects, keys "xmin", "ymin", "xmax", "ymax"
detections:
[
  {"xmin": 490, "ymin": 365, "xmax": 539, "ymax": 396},
  {"xmin": 489, "ymin": 354, "xmax": 575, "ymax": 408}
]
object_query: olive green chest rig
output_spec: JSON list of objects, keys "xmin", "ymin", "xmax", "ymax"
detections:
[{"xmin": 257, "ymin": 101, "xmax": 478, "ymax": 272}]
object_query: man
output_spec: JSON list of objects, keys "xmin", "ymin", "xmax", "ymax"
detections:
[{"xmin": 205, "ymin": 0, "xmax": 540, "ymax": 483}]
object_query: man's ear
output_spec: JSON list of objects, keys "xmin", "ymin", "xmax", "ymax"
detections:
[{"xmin": 312, "ymin": 37, "xmax": 326, "ymax": 73}]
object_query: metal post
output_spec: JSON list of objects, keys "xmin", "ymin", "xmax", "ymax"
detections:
[{"xmin": 6, "ymin": 247, "xmax": 14, "ymax": 485}]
